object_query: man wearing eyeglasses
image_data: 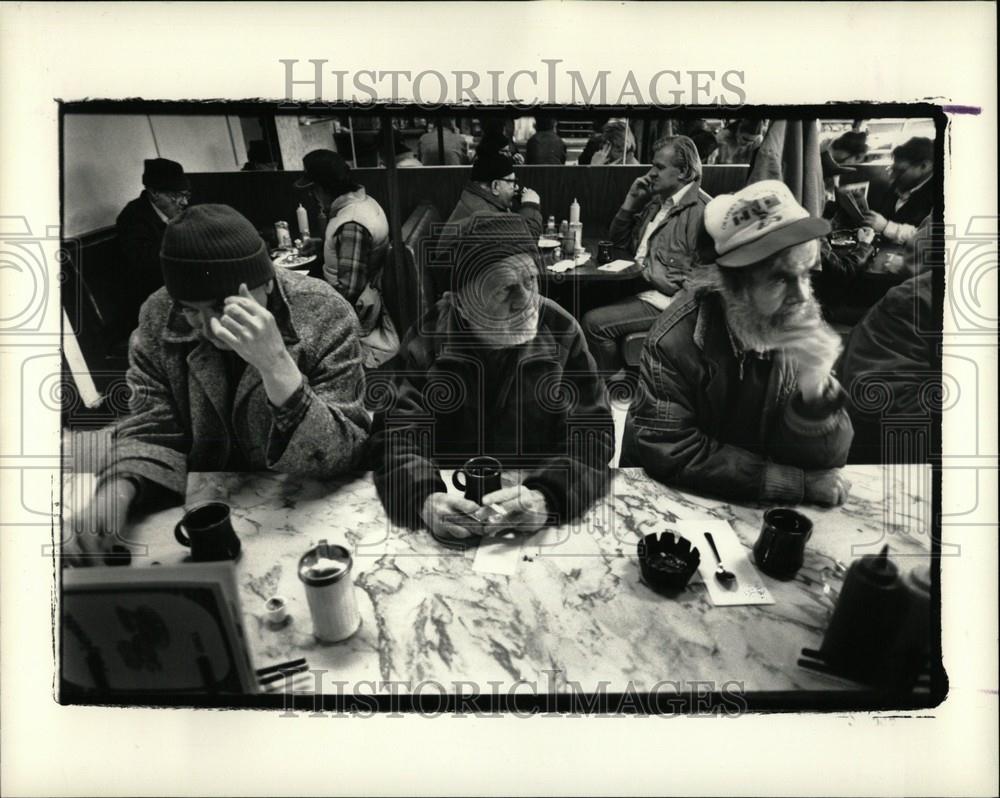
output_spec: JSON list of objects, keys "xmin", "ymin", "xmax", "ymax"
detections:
[
  {"xmin": 445, "ymin": 151, "xmax": 542, "ymax": 236},
  {"xmin": 116, "ymin": 158, "xmax": 192, "ymax": 333},
  {"xmin": 863, "ymin": 137, "xmax": 934, "ymax": 245},
  {"xmin": 438, "ymin": 151, "xmax": 543, "ymax": 296}
]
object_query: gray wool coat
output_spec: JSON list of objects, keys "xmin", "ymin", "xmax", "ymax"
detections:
[{"xmin": 100, "ymin": 268, "xmax": 370, "ymax": 503}]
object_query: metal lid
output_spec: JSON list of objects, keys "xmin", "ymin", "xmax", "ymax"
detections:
[{"xmin": 298, "ymin": 540, "xmax": 352, "ymax": 586}]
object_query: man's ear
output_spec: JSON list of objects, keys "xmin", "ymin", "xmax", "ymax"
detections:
[{"xmin": 264, "ymin": 279, "xmax": 275, "ymax": 295}]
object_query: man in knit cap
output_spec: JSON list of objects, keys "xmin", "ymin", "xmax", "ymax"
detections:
[
  {"xmin": 370, "ymin": 213, "xmax": 614, "ymax": 547},
  {"xmin": 622, "ymin": 180, "xmax": 854, "ymax": 506},
  {"xmin": 65, "ymin": 204, "xmax": 370, "ymax": 565}
]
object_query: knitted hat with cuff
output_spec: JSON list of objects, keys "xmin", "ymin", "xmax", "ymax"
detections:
[{"xmin": 160, "ymin": 204, "xmax": 274, "ymax": 301}]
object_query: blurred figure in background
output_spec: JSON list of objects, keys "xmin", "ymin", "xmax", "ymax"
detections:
[
  {"xmin": 589, "ymin": 121, "xmax": 639, "ymax": 165},
  {"xmin": 241, "ymin": 140, "xmax": 278, "ymax": 171},
  {"xmin": 526, "ymin": 115, "xmax": 567, "ymax": 164},
  {"xmin": 827, "ymin": 130, "xmax": 869, "ymax": 165},
  {"xmin": 577, "ymin": 116, "xmax": 611, "ymax": 165},
  {"xmin": 418, "ymin": 118, "xmax": 469, "ymax": 165},
  {"xmin": 478, "ymin": 117, "xmax": 524, "ymax": 163},
  {"xmin": 708, "ymin": 118, "xmax": 765, "ymax": 165}
]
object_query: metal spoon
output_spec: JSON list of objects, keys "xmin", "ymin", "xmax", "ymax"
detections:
[{"xmin": 704, "ymin": 532, "xmax": 736, "ymax": 585}]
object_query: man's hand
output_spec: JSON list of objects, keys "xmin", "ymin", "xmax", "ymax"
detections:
[
  {"xmin": 420, "ymin": 493, "xmax": 486, "ymax": 542},
  {"xmin": 805, "ymin": 469, "xmax": 852, "ymax": 506},
  {"xmin": 63, "ymin": 478, "xmax": 136, "ymax": 566},
  {"xmin": 856, "ymin": 226, "xmax": 876, "ymax": 245},
  {"xmin": 511, "ymin": 152, "xmax": 526, "ymax": 166},
  {"xmin": 622, "ymin": 174, "xmax": 653, "ymax": 211},
  {"xmin": 479, "ymin": 485, "xmax": 552, "ymax": 536},
  {"xmin": 211, "ymin": 283, "xmax": 302, "ymax": 406},
  {"xmin": 520, "ymin": 187, "xmax": 540, "ymax": 205},
  {"xmin": 862, "ymin": 211, "xmax": 888, "ymax": 234},
  {"xmin": 778, "ymin": 320, "xmax": 843, "ymax": 403}
]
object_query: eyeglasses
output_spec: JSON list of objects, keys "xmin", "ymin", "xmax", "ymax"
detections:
[
  {"xmin": 495, "ymin": 177, "xmax": 520, "ymax": 188},
  {"xmin": 164, "ymin": 191, "xmax": 192, "ymax": 202}
]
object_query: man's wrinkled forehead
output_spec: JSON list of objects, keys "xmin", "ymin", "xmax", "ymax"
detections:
[{"xmin": 466, "ymin": 252, "xmax": 536, "ymax": 292}]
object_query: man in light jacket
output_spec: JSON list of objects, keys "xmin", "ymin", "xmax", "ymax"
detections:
[{"xmin": 581, "ymin": 135, "xmax": 709, "ymax": 374}]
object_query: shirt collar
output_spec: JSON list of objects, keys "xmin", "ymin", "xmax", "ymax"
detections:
[
  {"xmin": 147, "ymin": 193, "xmax": 170, "ymax": 224},
  {"xmin": 668, "ymin": 181, "xmax": 694, "ymax": 207}
]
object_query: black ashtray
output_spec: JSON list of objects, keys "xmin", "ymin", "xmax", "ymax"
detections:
[{"xmin": 638, "ymin": 531, "xmax": 701, "ymax": 595}]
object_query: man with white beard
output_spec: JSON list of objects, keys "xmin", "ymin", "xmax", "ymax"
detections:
[
  {"xmin": 371, "ymin": 213, "xmax": 614, "ymax": 545},
  {"xmin": 622, "ymin": 180, "xmax": 854, "ymax": 506}
]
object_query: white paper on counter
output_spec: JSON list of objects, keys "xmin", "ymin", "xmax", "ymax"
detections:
[
  {"xmin": 472, "ymin": 534, "xmax": 526, "ymax": 575},
  {"xmin": 675, "ymin": 520, "xmax": 774, "ymax": 606},
  {"xmin": 597, "ymin": 258, "xmax": 635, "ymax": 272}
]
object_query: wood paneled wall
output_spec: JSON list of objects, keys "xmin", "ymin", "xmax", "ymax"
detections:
[{"xmin": 186, "ymin": 165, "xmax": 752, "ymax": 241}]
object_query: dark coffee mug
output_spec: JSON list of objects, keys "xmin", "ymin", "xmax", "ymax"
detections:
[
  {"xmin": 753, "ymin": 508, "xmax": 813, "ymax": 579},
  {"xmin": 174, "ymin": 501, "xmax": 242, "ymax": 562},
  {"xmin": 597, "ymin": 240, "xmax": 614, "ymax": 264},
  {"xmin": 452, "ymin": 456, "xmax": 502, "ymax": 505}
]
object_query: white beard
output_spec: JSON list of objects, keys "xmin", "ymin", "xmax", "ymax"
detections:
[
  {"xmin": 720, "ymin": 287, "xmax": 822, "ymax": 353},
  {"xmin": 465, "ymin": 303, "xmax": 540, "ymax": 348}
]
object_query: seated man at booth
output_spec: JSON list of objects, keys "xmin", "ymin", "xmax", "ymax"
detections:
[
  {"xmin": 445, "ymin": 150, "xmax": 543, "ymax": 236},
  {"xmin": 863, "ymin": 136, "xmax": 934, "ymax": 246},
  {"xmin": 65, "ymin": 205, "xmax": 370, "ymax": 565},
  {"xmin": 296, "ymin": 149, "xmax": 396, "ymax": 367},
  {"xmin": 115, "ymin": 158, "xmax": 191, "ymax": 332},
  {"xmin": 581, "ymin": 135, "xmax": 708, "ymax": 374},
  {"xmin": 622, "ymin": 180, "xmax": 854, "ymax": 507},
  {"xmin": 370, "ymin": 213, "xmax": 614, "ymax": 544}
]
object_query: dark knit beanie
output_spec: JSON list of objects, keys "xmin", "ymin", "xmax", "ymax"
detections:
[
  {"xmin": 470, "ymin": 151, "xmax": 516, "ymax": 183},
  {"xmin": 452, "ymin": 212, "xmax": 540, "ymax": 293},
  {"xmin": 160, "ymin": 204, "xmax": 275, "ymax": 301}
]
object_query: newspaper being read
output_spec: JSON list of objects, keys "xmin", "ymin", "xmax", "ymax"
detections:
[{"xmin": 834, "ymin": 181, "xmax": 870, "ymax": 227}]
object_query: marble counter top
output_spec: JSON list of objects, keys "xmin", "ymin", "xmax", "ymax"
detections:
[{"xmin": 115, "ymin": 465, "xmax": 932, "ymax": 695}]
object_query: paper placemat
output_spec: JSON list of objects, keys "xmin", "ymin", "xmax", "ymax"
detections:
[
  {"xmin": 674, "ymin": 520, "xmax": 774, "ymax": 606},
  {"xmin": 472, "ymin": 534, "xmax": 525, "ymax": 575},
  {"xmin": 597, "ymin": 258, "xmax": 635, "ymax": 273}
]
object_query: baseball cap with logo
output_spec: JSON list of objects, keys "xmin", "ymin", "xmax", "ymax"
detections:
[{"xmin": 704, "ymin": 180, "xmax": 830, "ymax": 268}]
